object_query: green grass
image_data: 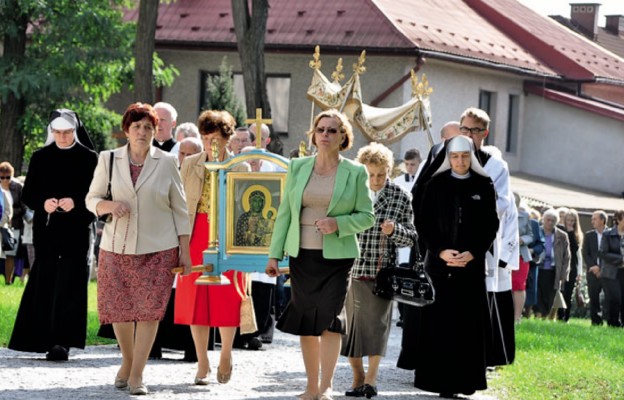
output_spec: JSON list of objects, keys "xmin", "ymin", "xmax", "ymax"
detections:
[
  {"xmin": 0, "ymin": 280, "xmax": 115, "ymax": 347},
  {"xmin": 488, "ymin": 318, "xmax": 624, "ymax": 399}
]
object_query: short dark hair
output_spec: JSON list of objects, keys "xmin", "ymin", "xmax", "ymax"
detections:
[
  {"xmin": 403, "ymin": 148, "xmax": 420, "ymax": 161},
  {"xmin": 614, "ymin": 210, "xmax": 624, "ymax": 223},
  {"xmin": 122, "ymin": 103, "xmax": 159, "ymax": 132}
]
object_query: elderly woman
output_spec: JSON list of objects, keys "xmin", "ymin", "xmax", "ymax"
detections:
[
  {"xmin": 341, "ymin": 142, "xmax": 416, "ymax": 399},
  {"xmin": 511, "ymin": 193, "xmax": 534, "ymax": 324},
  {"xmin": 403, "ymin": 135, "xmax": 498, "ymax": 399},
  {"xmin": 9, "ymin": 109, "xmax": 97, "ymax": 361},
  {"xmin": 535, "ymin": 209, "xmax": 570, "ymax": 319},
  {"xmin": 174, "ymin": 110, "xmax": 249, "ymax": 386},
  {"xmin": 599, "ymin": 210, "xmax": 624, "ymax": 327},
  {"xmin": 266, "ymin": 109, "xmax": 374, "ymax": 400},
  {"xmin": 86, "ymin": 103, "xmax": 192, "ymax": 395},
  {"xmin": 0, "ymin": 161, "xmax": 25, "ymax": 284}
]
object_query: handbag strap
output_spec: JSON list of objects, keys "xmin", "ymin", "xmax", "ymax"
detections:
[
  {"xmin": 377, "ymin": 234, "xmax": 388, "ymax": 272},
  {"xmin": 105, "ymin": 150, "xmax": 114, "ymax": 197}
]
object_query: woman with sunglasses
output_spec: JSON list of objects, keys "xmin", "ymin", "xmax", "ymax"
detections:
[{"xmin": 266, "ymin": 109, "xmax": 374, "ymax": 400}]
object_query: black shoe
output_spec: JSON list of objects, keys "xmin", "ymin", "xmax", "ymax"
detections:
[
  {"xmin": 345, "ymin": 385, "xmax": 366, "ymax": 397},
  {"xmin": 247, "ymin": 337, "xmax": 263, "ymax": 350},
  {"xmin": 182, "ymin": 350, "xmax": 198, "ymax": 362},
  {"xmin": 46, "ymin": 345, "xmax": 69, "ymax": 361},
  {"xmin": 148, "ymin": 346, "xmax": 162, "ymax": 360},
  {"xmin": 362, "ymin": 384, "xmax": 377, "ymax": 398},
  {"xmin": 462, "ymin": 389, "xmax": 475, "ymax": 396},
  {"xmin": 396, "ymin": 319, "xmax": 403, "ymax": 327}
]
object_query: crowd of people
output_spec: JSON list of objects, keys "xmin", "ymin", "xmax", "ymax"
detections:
[{"xmin": 1, "ymin": 102, "xmax": 622, "ymax": 400}]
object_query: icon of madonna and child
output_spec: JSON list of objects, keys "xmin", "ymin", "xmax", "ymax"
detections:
[{"xmin": 234, "ymin": 184, "xmax": 278, "ymax": 248}]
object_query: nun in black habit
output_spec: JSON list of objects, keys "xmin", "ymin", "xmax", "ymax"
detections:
[
  {"xmin": 397, "ymin": 135, "xmax": 499, "ymax": 398},
  {"xmin": 9, "ymin": 109, "xmax": 98, "ymax": 361}
]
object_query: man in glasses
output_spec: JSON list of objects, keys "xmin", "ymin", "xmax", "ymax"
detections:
[{"xmin": 459, "ymin": 107, "xmax": 519, "ymax": 369}]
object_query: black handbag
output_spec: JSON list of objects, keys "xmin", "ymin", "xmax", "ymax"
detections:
[
  {"xmin": 98, "ymin": 151, "xmax": 114, "ymax": 223},
  {"xmin": 373, "ymin": 238, "xmax": 435, "ymax": 307},
  {"xmin": 1, "ymin": 226, "xmax": 17, "ymax": 252}
]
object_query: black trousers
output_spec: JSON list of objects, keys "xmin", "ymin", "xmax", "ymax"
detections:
[
  {"xmin": 587, "ymin": 272, "xmax": 604, "ymax": 325},
  {"xmin": 233, "ymin": 281, "xmax": 275, "ymax": 346},
  {"xmin": 536, "ymin": 268, "xmax": 556, "ymax": 316},
  {"xmin": 558, "ymin": 267, "xmax": 578, "ymax": 321},
  {"xmin": 601, "ymin": 270, "xmax": 624, "ymax": 327}
]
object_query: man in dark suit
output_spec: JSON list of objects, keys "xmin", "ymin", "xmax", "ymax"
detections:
[{"xmin": 582, "ymin": 210, "xmax": 608, "ymax": 326}]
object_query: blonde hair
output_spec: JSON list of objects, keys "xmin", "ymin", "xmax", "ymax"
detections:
[
  {"xmin": 460, "ymin": 107, "xmax": 491, "ymax": 130},
  {"xmin": 564, "ymin": 209, "xmax": 583, "ymax": 247},
  {"xmin": 307, "ymin": 109, "xmax": 354, "ymax": 151},
  {"xmin": 356, "ymin": 142, "xmax": 394, "ymax": 170}
]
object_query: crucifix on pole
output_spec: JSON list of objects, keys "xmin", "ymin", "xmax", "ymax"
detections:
[{"xmin": 246, "ymin": 108, "xmax": 273, "ymax": 149}]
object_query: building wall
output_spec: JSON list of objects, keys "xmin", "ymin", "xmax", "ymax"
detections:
[
  {"xmin": 109, "ymin": 48, "xmax": 624, "ymax": 197},
  {"xmin": 121, "ymin": 49, "xmax": 527, "ymax": 166},
  {"xmin": 522, "ymin": 93, "xmax": 624, "ymax": 195}
]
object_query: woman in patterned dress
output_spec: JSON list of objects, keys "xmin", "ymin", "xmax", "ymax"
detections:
[{"xmin": 86, "ymin": 103, "xmax": 192, "ymax": 395}]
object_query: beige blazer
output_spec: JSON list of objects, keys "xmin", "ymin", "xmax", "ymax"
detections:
[
  {"xmin": 180, "ymin": 150, "xmax": 249, "ymax": 231},
  {"xmin": 86, "ymin": 145, "xmax": 191, "ymax": 255}
]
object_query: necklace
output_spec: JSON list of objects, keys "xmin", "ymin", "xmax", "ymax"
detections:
[{"xmin": 129, "ymin": 159, "xmax": 144, "ymax": 167}]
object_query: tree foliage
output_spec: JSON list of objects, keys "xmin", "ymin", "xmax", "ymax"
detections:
[
  {"xmin": 0, "ymin": 0, "xmax": 178, "ymax": 170},
  {"xmin": 202, "ymin": 57, "xmax": 246, "ymax": 127}
]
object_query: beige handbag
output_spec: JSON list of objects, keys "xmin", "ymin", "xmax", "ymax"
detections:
[{"xmin": 234, "ymin": 271, "xmax": 258, "ymax": 334}]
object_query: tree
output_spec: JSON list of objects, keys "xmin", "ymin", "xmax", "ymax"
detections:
[
  {"xmin": 202, "ymin": 57, "xmax": 246, "ymax": 127},
  {"xmin": 0, "ymin": 0, "xmax": 178, "ymax": 171},
  {"xmin": 231, "ymin": 0, "xmax": 282, "ymax": 154},
  {"xmin": 134, "ymin": 0, "xmax": 159, "ymax": 103}
]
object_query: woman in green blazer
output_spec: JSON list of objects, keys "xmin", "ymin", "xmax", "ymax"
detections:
[{"xmin": 266, "ymin": 109, "xmax": 374, "ymax": 400}]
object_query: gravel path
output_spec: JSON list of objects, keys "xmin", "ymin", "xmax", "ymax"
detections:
[{"xmin": 0, "ymin": 311, "xmax": 499, "ymax": 400}]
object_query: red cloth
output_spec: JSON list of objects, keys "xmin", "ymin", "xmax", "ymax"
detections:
[
  {"xmin": 174, "ymin": 213, "xmax": 243, "ymax": 326},
  {"xmin": 512, "ymin": 257, "xmax": 530, "ymax": 291}
]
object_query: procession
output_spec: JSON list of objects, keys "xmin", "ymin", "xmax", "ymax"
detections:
[{"xmin": 1, "ymin": 1, "xmax": 624, "ymax": 400}]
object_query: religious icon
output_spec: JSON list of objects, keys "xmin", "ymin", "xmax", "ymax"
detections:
[{"xmin": 226, "ymin": 172, "xmax": 285, "ymax": 254}]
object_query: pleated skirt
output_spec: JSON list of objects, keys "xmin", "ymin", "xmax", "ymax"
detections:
[
  {"xmin": 341, "ymin": 279, "xmax": 393, "ymax": 357},
  {"xmin": 276, "ymin": 249, "xmax": 353, "ymax": 336}
]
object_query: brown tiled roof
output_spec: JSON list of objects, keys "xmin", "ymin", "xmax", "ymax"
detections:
[
  {"xmin": 375, "ymin": 0, "xmax": 555, "ymax": 75},
  {"xmin": 551, "ymin": 15, "xmax": 624, "ymax": 60},
  {"xmin": 126, "ymin": 0, "xmax": 624, "ymax": 82}
]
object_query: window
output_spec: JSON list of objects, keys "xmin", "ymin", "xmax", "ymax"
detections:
[
  {"xmin": 233, "ymin": 73, "xmax": 291, "ymax": 135},
  {"xmin": 199, "ymin": 71, "xmax": 291, "ymax": 135},
  {"xmin": 506, "ymin": 94, "xmax": 520, "ymax": 154},
  {"xmin": 478, "ymin": 90, "xmax": 496, "ymax": 146}
]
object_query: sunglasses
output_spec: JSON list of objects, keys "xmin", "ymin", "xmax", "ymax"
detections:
[
  {"xmin": 0, "ymin": 176, "xmax": 10, "ymax": 180},
  {"xmin": 315, "ymin": 127, "xmax": 339, "ymax": 135}
]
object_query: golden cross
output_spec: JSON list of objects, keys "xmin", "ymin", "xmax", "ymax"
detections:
[{"xmin": 246, "ymin": 108, "xmax": 273, "ymax": 149}]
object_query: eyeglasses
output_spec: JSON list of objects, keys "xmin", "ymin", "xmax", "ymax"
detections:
[
  {"xmin": 0, "ymin": 176, "xmax": 10, "ymax": 180},
  {"xmin": 315, "ymin": 127, "xmax": 339, "ymax": 135},
  {"xmin": 459, "ymin": 126, "xmax": 486, "ymax": 135}
]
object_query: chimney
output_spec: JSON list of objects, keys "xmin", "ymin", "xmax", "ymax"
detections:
[
  {"xmin": 570, "ymin": 3, "xmax": 601, "ymax": 39},
  {"xmin": 605, "ymin": 15, "xmax": 624, "ymax": 35}
]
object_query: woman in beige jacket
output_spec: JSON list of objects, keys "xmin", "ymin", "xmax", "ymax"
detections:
[{"xmin": 86, "ymin": 103, "xmax": 192, "ymax": 395}]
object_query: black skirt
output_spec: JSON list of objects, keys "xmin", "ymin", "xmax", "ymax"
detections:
[{"xmin": 276, "ymin": 249, "xmax": 354, "ymax": 336}]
